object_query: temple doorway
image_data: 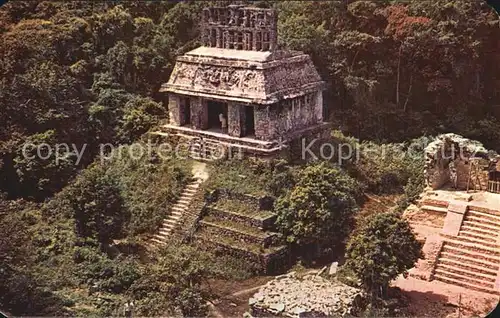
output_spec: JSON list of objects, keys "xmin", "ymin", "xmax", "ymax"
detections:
[
  {"xmin": 207, "ymin": 100, "xmax": 228, "ymax": 132},
  {"xmin": 182, "ymin": 97, "xmax": 191, "ymax": 126},
  {"xmin": 245, "ymin": 106, "xmax": 255, "ymax": 137}
]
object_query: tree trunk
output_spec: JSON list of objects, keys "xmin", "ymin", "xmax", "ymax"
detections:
[
  {"xmin": 396, "ymin": 44, "xmax": 403, "ymax": 107},
  {"xmin": 403, "ymin": 74, "xmax": 413, "ymax": 112}
]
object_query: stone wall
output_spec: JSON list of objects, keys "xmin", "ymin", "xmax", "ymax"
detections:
[
  {"xmin": 214, "ymin": 189, "xmax": 275, "ymax": 210},
  {"xmin": 424, "ymin": 133, "xmax": 493, "ymax": 190},
  {"xmin": 196, "ymin": 236, "xmax": 288, "ymax": 274},
  {"xmin": 199, "ymin": 220, "xmax": 278, "ymax": 248},
  {"xmin": 205, "ymin": 206, "xmax": 277, "ymax": 230},
  {"xmin": 254, "ymin": 91, "xmax": 322, "ymax": 141}
]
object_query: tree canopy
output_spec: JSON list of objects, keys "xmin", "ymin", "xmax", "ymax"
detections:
[
  {"xmin": 274, "ymin": 162, "xmax": 361, "ymax": 248},
  {"xmin": 344, "ymin": 212, "xmax": 423, "ymax": 297}
]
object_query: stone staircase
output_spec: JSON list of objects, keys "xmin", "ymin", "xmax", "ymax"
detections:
[
  {"xmin": 433, "ymin": 207, "xmax": 500, "ymax": 294},
  {"xmin": 149, "ymin": 178, "xmax": 203, "ymax": 247}
]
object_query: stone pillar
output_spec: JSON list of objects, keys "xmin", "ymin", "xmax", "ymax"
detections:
[
  {"xmin": 315, "ymin": 91, "xmax": 323, "ymax": 122},
  {"xmin": 168, "ymin": 94, "xmax": 181, "ymax": 126},
  {"xmin": 254, "ymin": 105, "xmax": 270, "ymax": 140},
  {"xmin": 228, "ymin": 103, "xmax": 243, "ymax": 137},
  {"xmin": 267, "ymin": 104, "xmax": 278, "ymax": 140},
  {"xmin": 178, "ymin": 97, "xmax": 188, "ymax": 126},
  {"xmin": 191, "ymin": 97, "xmax": 208, "ymax": 130}
]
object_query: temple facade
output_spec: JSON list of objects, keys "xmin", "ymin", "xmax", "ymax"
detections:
[{"xmin": 159, "ymin": 5, "xmax": 330, "ymax": 159}]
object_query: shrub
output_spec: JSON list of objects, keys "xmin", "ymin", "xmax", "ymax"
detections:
[
  {"xmin": 274, "ymin": 162, "xmax": 360, "ymax": 249},
  {"xmin": 344, "ymin": 212, "xmax": 423, "ymax": 297}
]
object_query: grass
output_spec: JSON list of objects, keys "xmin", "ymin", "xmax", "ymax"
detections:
[
  {"xmin": 204, "ymin": 160, "xmax": 270, "ymax": 197},
  {"xmin": 202, "ymin": 215, "xmax": 271, "ymax": 238},
  {"xmin": 211, "ymin": 197, "xmax": 275, "ymax": 219}
]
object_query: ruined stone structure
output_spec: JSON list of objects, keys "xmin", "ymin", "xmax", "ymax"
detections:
[
  {"xmin": 249, "ymin": 272, "xmax": 363, "ymax": 317},
  {"xmin": 408, "ymin": 134, "xmax": 500, "ymax": 295},
  {"xmin": 159, "ymin": 5, "xmax": 329, "ymax": 159},
  {"xmin": 424, "ymin": 133, "xmax": 500, "ymax": 192}
]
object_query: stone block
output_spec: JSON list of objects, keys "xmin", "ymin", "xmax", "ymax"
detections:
[
  {"xmin": 447, "ymin": 201, "xmax": 468, "ymax": 214},
  {"xmin": 441, "ymin": 211, "xmax": 465, "ymax": 237}
]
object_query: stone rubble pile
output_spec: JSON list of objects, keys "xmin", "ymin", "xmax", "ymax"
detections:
[{"xmin": 249, "ymin": 272, "xmax": 363, "ymax": 317}]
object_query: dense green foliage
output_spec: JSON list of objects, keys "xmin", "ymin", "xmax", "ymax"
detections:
[
  {"xmin": 0, "ymin": 149, "xmax": 192, "ymax": 315},
  {"xmin": 344, "ymin": 212, "xmax": 423, "ymax": 297},
  {"xmin": 276, "ymin": 1, "xmax": 500, "ymax": 150},
  {"xmin": 1, "ymin": 0, "xmax": 497, "ymax": 315},
  {"xmin": 0, "ymin": 1, "xmax": 201, "ymax": 200},
  {"xmin": 274, "ymin": 162, "xmax": 361, "ymax": 249}
]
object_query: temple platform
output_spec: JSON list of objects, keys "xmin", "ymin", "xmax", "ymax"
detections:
[{"xmin": 153, "ymin": 122, "xmax": 332, "ymax": 159}]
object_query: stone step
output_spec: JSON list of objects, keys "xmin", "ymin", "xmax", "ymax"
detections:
[
  {"xmin": 420, "ymin": 205, "xmax": 448, "ymax": 213},
  {"xmin": 468, "ymin": 209, "xmax": 500, "ymax": 223},
  {"xmin": 460, "ymin": 225, "xmax": 498, "ymax": 238},
  {"xmin": 173, "ymin": 203, "xmax": 188, "ymax": 209},
  {"xmin": 452, "ymin": 235, "xmax": 499, "ymax": 250},
  {"xmin": 164, "ymin": 218, "xmax": 179, "ymax": 224},
  {"xmin": 462, "ymin": 220, "xmax": 500, "ymax": 233},
  {"xmin": 464, "ymin": 215, "xmax": 500, "ymax": 230},
  {"xmin": 161, "ymin": 225, "xmax": 175, "ymax": 232},
  {"xmin": 171, "ymin": 211, "xmax": 183, "ymax": 216},
  {"xmin": 435, "ymin": 262, "xmax": 497, "ymax": 281},
  {"xmin": 442, "ymin": 245, "xmax": 500, "ymax": 264},
  {"xmin": 150, "ymin": 238, "xmax": 166, "ymax": 246},
  {"xmin": 159, "ymin": 228, "xmax": 172, "ymax": 235},
  {"xmin": 184, "ymin": 188, "xmax": 198, "ymax": 193},
  {"xmin": 459, "ymin": 230, "xmax": 498, "ymax": 243},
  {"xmin": 440, "ymin": 250, "xmax": 500, "ymax": 270},
  {"xmin": 433, "ymin": 274, "xmax": 498, "ymax": 295},
  {"xmin": 444, "ymin": 238, "xmax": 500, "ymax": 257},
  {"xmin": 434, "ymin": 268, "xmax": 495, "ymax": 289},
  {"xmin": 439, "ymin": 258, "xmax": 498, "ymax": 276},
  {"xmin": 152, "ymin": 234, "xmax": 168, "ymax": 242}
]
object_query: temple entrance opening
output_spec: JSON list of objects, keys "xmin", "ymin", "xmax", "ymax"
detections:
[
  {"xmin": 207, "ymin": 100, "xmax": 228, "ymax": 133},
  {"xmin": 182, "ymin": 97, "xmax": 190, "ymax": 126},
  {"xmin": 244, "ymin": 106, "xmax": 255, "ymax": 137}
]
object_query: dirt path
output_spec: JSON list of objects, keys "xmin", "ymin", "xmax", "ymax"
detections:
[
  {"xmin": 394, "ymin": 276, "xmax": 499, "ymax": 317},
  {"xmin": 192, "ymin": 161, "xmax": 209, "ymax": 181}
]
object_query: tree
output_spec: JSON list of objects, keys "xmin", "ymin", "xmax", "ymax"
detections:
[
  {"xmin": 13, "ymin": 130, "xmax": 77, "ymax": 200},
  {"xmin": 129, "ymin": 246, "xmax": 212, "ymax": 317},
  {"xmin": 63, "ymin": 164, "xmax": 128, "ymax": 244},
  {"xmin": 344, "ymin": 212, "xmax": 423, "ymax": 297},
  {"xmin": 274, "ymin": 162, "xmax": 360, "ymax": 249}
]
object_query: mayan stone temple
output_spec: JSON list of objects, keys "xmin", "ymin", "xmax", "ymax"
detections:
[{"xmin": 159, "ymin": 5, "xmax": 330, "ymax": 159}]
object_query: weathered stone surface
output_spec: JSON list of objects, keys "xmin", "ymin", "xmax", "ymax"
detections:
[
  {"xmin": 228, "ymin": 103, "xmax": 244, "ymax": 137},
  {"xmin": 201, "ymin": 6, "xmax": 278, "ymax": 52},
  {"xmin": 163, "ymin": 49, "xmax": 323, "ymax": 106},
  {"xmin": 168, "ymin": 94, "xmax": 181, "ymax": 126},
  {"xmin": 189, "ymin": 97, "xmax": 208, "ymax": 130},
  {"xmin": 424, "ymin": 133, "xmax": 496, "ymax": 191},
  {"xmin": 329, "ymin": 262, "xmax": 339, "ymax": 276},
  {"xmin": 249, "ymin": 272, "xmax": 363, "ymax": 317}
]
